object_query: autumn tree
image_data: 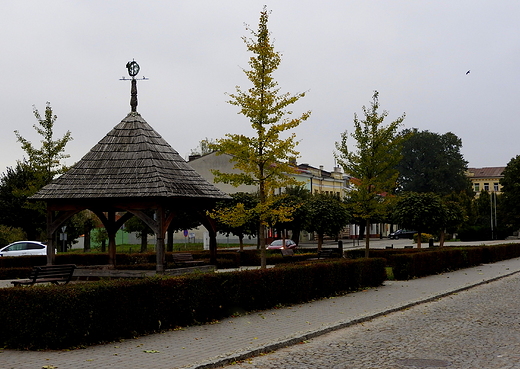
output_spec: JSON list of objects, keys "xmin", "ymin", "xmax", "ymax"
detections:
[
  {"xmin": 210, "ymin": 8, "xmax": 311, "ymax": 268},
  {"xmin": 335, "ymin": 91, "xmax": 405, "ymax": 257},
  {"xmin": 213, "ymin": 192, "xmax": 259, "ymax": 252}
]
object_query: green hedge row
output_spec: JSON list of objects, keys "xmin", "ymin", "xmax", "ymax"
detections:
[
  {"xmin": 0, "ymin": 258, "xmax": 385, "ymax": 350},
  {"xmin": 0, "ymin": 249, "xmax": 327, "ymax": 278},
  {"xmin": 391, "ymin": 244, "xmax": 520, "ymax": 280}
]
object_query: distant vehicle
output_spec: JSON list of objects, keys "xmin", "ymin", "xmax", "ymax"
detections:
[
  {"xmin": 389, "ymin": 229, "xmax": 416, "ymax": 240},
  {"xmin": 267, "ymin": 239, "xmax": 297, "ymax": 250},
  {"xmin": 0, "ymin": 241, "xmax": 48, "ymax": 257}
]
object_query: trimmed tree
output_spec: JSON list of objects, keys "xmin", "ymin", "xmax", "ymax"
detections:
[
  {"xmin": 305, "ymin": 193, "xmax": 350, "ymax": 250},
  {"xmin": 393, "ymin": 192, "xmax": 445, "ymax": 248}
]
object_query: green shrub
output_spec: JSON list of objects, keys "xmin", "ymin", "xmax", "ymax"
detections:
[
  {"xmin": 0, "ymin": 267, "xmax": 32, "ymax": 280},
  {"xmin": 391, "ymin": 246, "xmax": 500, "ymax": 280},
  {"xmin": 413, "ymin": 233, "xmax": 433, "ymax": 243},
  {"xmin": 0, "ymin": 225, "xmax": 26, "ymax": 247},
  {"xmin": 0, "ymin": 258, "xmax": 385, "ymax": 349}
]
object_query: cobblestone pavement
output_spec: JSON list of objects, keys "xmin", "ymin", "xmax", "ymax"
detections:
[
  {"xmin": 1, "ymin": 256, "xmax": 520, "ymax": 369},
  {"xmin": 225, "ymin": 273, "xmax": 520, "ymax": 369}
]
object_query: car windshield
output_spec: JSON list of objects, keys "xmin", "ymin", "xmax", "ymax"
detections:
[{"xmin": 271, "ymin": 240, "xmax": 283, "ymax": 246}]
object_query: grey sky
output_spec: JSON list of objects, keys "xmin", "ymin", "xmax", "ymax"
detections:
[{"xmin": 2, "ymin": 1, "xmax": 519, "ymax": 175}]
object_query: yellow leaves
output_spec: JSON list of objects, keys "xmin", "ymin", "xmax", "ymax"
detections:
[
  {"xmin": 257, "ymin": 196, "xmax": 300, "ymax": 226},
  {"xmin": 210, "ymin": 203, "xmax": 254, "ymax": 228}
]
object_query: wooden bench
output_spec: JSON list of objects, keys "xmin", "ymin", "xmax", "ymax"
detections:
[
  {"xmin": 280, "ymin": 249, "xmax": 306, "ymax": 262},
  {"xmin": 280, "ymin": 248, "xmax": 295, "ymax": 259},
  {"xmin": 171, "ymin": 253, "xmax": 205, "ymax": 267},
  {"xmin": 11, "ymin": 264, "xmax": 76, "ymax": 287},
  {"xmin": 308, "ymin": 249, "xmax": 335, "ymax": 261}
]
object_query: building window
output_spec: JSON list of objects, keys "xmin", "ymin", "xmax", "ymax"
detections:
[
  {"xmin": 494, "ymin": 183, "xmax": 499, "ymax": 192},
  {"xmin": 484, "ymin": 183, "xmax": 489, "ymax": 191},
  {"xmin": 474, "ymin": 183, "xmax": 480, "ymax": 192}
]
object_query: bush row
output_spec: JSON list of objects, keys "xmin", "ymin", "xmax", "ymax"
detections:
[
  {"xmin": 0, "ymin": 251, "xmax": 237, "ymax": 268},
  {"xmin": 0, "ymin": 249, "xmax": 329, "ymax": 278},
  {"xmin": 0, "ymin": 257, "xmax": 386, "ymax": 350},
  {"xmin": 390, "ymin": 243, "xmax": 520, "ymax": 280}
]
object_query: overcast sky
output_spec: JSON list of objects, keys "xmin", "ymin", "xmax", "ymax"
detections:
[{"xmin": 2, "ymin": 1, "xmax": 519, "ymax": 176}]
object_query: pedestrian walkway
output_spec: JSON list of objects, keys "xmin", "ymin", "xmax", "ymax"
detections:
[{"xmin": 1, "ymin": 257, "xmax": 520, "ymax": 369}]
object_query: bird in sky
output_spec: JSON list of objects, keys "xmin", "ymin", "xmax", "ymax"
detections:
[{"xmin": 466, "ymin": 70, "xmax": 470, "ymax": 75}]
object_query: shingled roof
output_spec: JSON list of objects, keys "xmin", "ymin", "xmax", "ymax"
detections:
[
  {"xmin": 32, "ymin": 112, "xmax": 229, "ymax": 201},
  {"xmin": 467, "ymin": 167, "xmax": 505, "ymax": 179}
]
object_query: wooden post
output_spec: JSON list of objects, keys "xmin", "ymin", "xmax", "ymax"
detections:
[
  {"xmin": 108, "ymin": 211, "xmax": 117, "ymax": 267},
  {"xmin": 46, "ymin": 208, "xmax": 55, "ymax": 265},
  {"xmin": 155, "ymin": 207, "xmax": 166, "ymax": 273}
]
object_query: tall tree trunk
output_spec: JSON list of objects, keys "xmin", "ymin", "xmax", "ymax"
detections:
[
  {"xmin": 417, "ymin": 232, "xmax": 422, "ymax": 249},
  {"xmin": 317, "ymin": 232, "xmax": 324, "ymax": 251},
  {"xmin": 439, "ymin": 230, "xmax": 445, "ymax": 247},
  {"xmin": 239, "ymin": 234, "xmax": 244, "ymax": 252},
  {"xmin": 292, "ymin": 228, "xmax": 301, "ymax": 245},
  {"xmin": 359, "ymin": 223, "xmax": 366, "ymax": 240},
  {"xmin": 83, "ymin": 228, "xmax": 91, "ymax": 252},
  {"xmin": 108, "ymin": 234, "xmax": 117, "ymax": 267},
  {"xmin": 259, "ymin": 177, "xmax": 267, "ymax": 269},
  {"xmin": 107, "ymin": 211, "xmax": 117, "ymax": 267},
  {"xmin": 167, "ymin": 226, "xmax": 174, "ymax": 252},
  {"xmin": 260, "ymin": 223, "xmax": 266, "ymax": 269},
  {"xmin": 140, "ymin": 232, "xmax": 148, "ymax": 253},
  {"xmin": 365, "ymin": 219, "xmax": 371, "ymax": 258}
]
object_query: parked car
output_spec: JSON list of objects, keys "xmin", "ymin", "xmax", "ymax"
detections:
[
  {"xmin": 0, "ymin": 241, "xmax": 48, "ymax": 257},
  {"xmin": 267, "ymin": 239, "xmax": 297, "ymax": 250},
  {"xmin": 389, "ymin": 229, "xmax": 416, "ymax": 239}
]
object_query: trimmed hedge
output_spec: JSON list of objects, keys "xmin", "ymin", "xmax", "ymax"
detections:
[
  {"xmin": 391, "ymin": 244, "xmax": 520, "ymax": 280},
  {"xmin": 0, "ymin": 258, "xmax": 385, "ymax": 350},
  {"xmin": 0, "ymin": 249, "xmax": 329, "ymax": 278}
]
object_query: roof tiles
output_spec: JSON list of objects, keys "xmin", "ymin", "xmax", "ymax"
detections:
[{"xmin": 32, "ymin": 112, "xmax": 229, "ymax": 201}]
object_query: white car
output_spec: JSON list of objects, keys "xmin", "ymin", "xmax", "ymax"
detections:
[{"xmin": 0, "ymin": 241, "xmax": 48, "ymax": 257}]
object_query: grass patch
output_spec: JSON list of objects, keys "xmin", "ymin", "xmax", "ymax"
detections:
[
  {"xmin": 385, "ymin": 266, "xmax": 394, "ymax": 280},
  {"xmin": 67, "ymin": 242, "xmax": 254, "ymax": 254}
]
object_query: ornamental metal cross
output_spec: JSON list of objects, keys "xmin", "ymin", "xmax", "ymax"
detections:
[{"xmin": 120, "ymin": 60, "xmax": 148, "ymax": 112}]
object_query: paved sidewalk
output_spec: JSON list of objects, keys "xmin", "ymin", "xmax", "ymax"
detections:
[{"xmin": 1, "ymin": 257, "xmax": 520, "ymax": 369}]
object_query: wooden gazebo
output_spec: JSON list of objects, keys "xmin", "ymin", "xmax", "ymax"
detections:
[{"xmin": 31, "ymin": 63, "xmax": 230, "ymax": 272}]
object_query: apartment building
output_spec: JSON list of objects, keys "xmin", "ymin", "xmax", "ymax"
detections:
[{"xmin": 466, "ymin": 167, "xmax": 505, "ymax": 195}]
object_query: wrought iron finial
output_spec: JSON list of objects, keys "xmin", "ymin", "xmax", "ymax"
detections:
[
  {"xmin": 120, "ymin": 60, "xmax": 148, "ymax": 113},
  {"xmin": 126, "ymin": 60, "xmax": 140, "ymax": 77}
]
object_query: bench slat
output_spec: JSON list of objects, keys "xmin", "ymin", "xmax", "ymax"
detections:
[
  {"xmin": 12, "ymin": 264, "xmax": 76, "ymax": 286},
  {"xmin": 171, "ymin": 253, "xmax": 204, "ymax": 267}
]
